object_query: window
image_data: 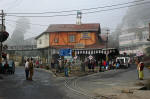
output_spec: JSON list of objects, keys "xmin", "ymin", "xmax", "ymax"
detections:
[
  {"xmin": 81, "ymin": 32, "xmax": 90, "ymax": 39},
  {"xmin": 69, "ymin": 35, "xmax": 75, "ymax": 42},
  {"xmin": 39, "ymin": 39, "xmax": 42, "ymax": 44},
  {"xmin": 54, "ymin": 38, "xmax": 59, "ymax": 43}
]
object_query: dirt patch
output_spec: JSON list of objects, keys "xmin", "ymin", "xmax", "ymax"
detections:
[
  {"xmin": 121, "ymin": 89, "xmax": 133, "ymax": 94},
  {"xmin": 139, "ymin": 79, "xmax": 150, "ymax": 90},
  {"xmin": 94, "ymin": 94, "xmax": 117, "ymax": 99},
  {"xmin": 135, "ymin": 82, "xmax": 145, "ymax": 86}
]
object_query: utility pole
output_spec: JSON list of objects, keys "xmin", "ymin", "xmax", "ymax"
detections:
[
  {"xmin": 0, "ymin": 10, "xmax": 8, "ymax": 64},
  {"xmin": 0, "ymin": 10, "xmax": 5, "ymax": 63},
  {"xmin": 147, "ymin": 23, "xmax": 150, "ymax": 41},
  {"xmin": 106, "ymin": 29, "xmax": 109, "ymax": 53},
  {"xmin": 106, "ymin": 29, "xmax": 109, "ymax": 61}
]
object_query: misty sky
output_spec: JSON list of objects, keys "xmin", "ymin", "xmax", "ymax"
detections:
[{"xmin": 0, "ymin": 0, "xmax": 131, "ymax": 39}]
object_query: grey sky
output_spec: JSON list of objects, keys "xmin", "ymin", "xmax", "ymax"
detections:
[{"xmin": 0, "ymin": 0, "xmax": 130, "ymax": 39}]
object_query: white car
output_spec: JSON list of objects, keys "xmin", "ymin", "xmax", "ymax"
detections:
[{"xmin": 116, "ymin": 57, "xmax": 130, "ymax": 68}]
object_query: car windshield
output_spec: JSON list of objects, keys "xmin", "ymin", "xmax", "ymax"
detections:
[{"xmin": 117, "ymin": 59, "xmax": 124, "ymax": 64}]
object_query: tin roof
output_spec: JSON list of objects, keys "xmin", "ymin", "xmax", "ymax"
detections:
[
  {"xmin": 45, "ymin": 23, "xmax": 100, "ymax": 33},
  {"xmin": 35, "ymin": 23, "xmax": 100, "ymax": 39}
]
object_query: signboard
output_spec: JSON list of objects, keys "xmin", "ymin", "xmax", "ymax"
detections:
[
  {"xmin": 88, "ymin": 55, "xmax": 93, "ymax": 60},
  {"xmin": 59, "ymin": 49, "xmax": 72, "ymax": 56},
  {"xmin": 64, "ymin": 56, "xmax": 73, "ymax": 62},
  {"xmin": 64, "ymin": 56, "xmax": 72, "ymax": 59},
  {"xmin": 81, "ymin": 32, "xmax": 91, "ymax": 39}
]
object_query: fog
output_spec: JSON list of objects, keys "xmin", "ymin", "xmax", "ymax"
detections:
[
  {"xmin": 119, "ymin": 0, "xmax": 150, "ymax": 30},
  {"xmin": 11, "ymin": 18, "xmax": 30, "ymax": 45},
  {"xmin": 0, "ymin": 0, "xmax": 128, "ymax": 39}
]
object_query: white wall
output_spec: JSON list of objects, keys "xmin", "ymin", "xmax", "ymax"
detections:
[{"xmin": 36, "ymin": 33, "xmax": 49, "ymax": 48}]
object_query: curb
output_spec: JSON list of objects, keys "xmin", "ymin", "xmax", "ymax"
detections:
[{"xmin": 34, "ymin": 68, "xmax": 57, "ymax": 78}]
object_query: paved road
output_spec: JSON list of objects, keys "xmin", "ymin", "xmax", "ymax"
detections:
[
  {"xmin": 66, "ymin": 64, "xmax": 150, "ymax": 98},
  {"xmin": 0, "ymin": 67, "xmax": 70, "ymax": 99},
  {"xmin": 1, "ymin": 65, "xmax": 149, "ymax": 99}
]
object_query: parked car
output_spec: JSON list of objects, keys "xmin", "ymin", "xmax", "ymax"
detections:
[
  {"xmin": 0, "ymin": 60, "xmax": 15, "ymax": 74},
  {"xmin": 0, "ymin": 62, "xmax": 4, "ymax": 73},
  {"xmin": 116, "ymin": 57, "xmax": 130, "ymax": 69},
  {"xmin": 8, "ymin": 60, "xmax": 15, "ymax": 74}
]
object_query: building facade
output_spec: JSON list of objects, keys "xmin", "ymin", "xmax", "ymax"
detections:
[
  {"xmin": 119, "ymin": 27, "xmax": 150, "ymax": 55},
  {"xmin": 36, "ymin": 23, "xmax": 118, "ymax": 65},
  {"xmin": 36, "ymin": 33, "xmax": 49, "ymax": 49},
  {"xmin": 46, "ymin": 23, "xmax": 101, "ymax": 49}
]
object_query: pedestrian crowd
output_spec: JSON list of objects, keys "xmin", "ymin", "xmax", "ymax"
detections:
[
  {"xmin": 49, "ymin": 56, "xmax": 132, "ymax": 77},
  {"xmin": 28, "ymin": 56, "xmax": 144, "ymax": 80}
]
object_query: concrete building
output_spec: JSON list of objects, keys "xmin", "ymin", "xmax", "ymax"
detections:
[{"xmin": 119, "ymin": 27, "xmax": 150, "ymax": 55}]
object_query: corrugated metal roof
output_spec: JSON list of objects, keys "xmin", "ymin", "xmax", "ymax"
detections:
[
  {"xmin": 45, "ymin": 23, "xmax": 100, "ymax": 33},
  {"xmin": 35, "ymin": 23, "xmax": 100, "ymax": 39}
]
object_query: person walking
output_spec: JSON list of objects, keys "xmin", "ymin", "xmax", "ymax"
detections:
[
  {"xmin": 138, "ymin": 62, "xmax": 144, "ymax": 80},
  {"xmin": 64, "ymin": 60, "xmax": 69, "ymax": 77},
  {"xmin": 88, "ymin": 59, "xmax": 92, "ymax": 72},
  {"xmin": 29, "ymin": 58, "xmax": 34, "ymax": 81},
  {"xmin": 91, "ymin": 59, "xmax": 96, "ymax": 72},
  {"xmin": 35, "ymin": 60, "xmax": 39, "ymax": 68},
  {"xmin": 103, "ymin": 60, "xmax": 106, "ymax": 71},
  {"xmin": 80, "ymin": 60, "xmax": 85, "ymax": 72},
  {"xmin": 4, "ymin": 60, "xmax": 9, "ymax": 74},
  {"xmin": 54, "ymin": 59, "xmax": 59, "ymax": 73},
  {"xmin": 136, "ymin": 59, "xmax": 140, "ymax": 79},
  {"xmin": 116, "ymin": 61, "xmax": 120, "ymax": 69},
  {"xmin": 98, "ymin": 60, "xmax": 102, "ymax": 72},
  {"xmin": 25, "ymin": 58, "xmax": 29, "ymax": 80}
]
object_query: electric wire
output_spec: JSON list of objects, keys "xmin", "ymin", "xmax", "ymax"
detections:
[
  {"xmin": 6, "ymin": 0, "xmax": 144, "ymax": 15},
  {"xmin": 5, "ymin": 1, "xmax": 150, "ymax": 18},
  {"xmin": 6, "ymin": 19, "xmax": 49, "ymax": 27}
]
